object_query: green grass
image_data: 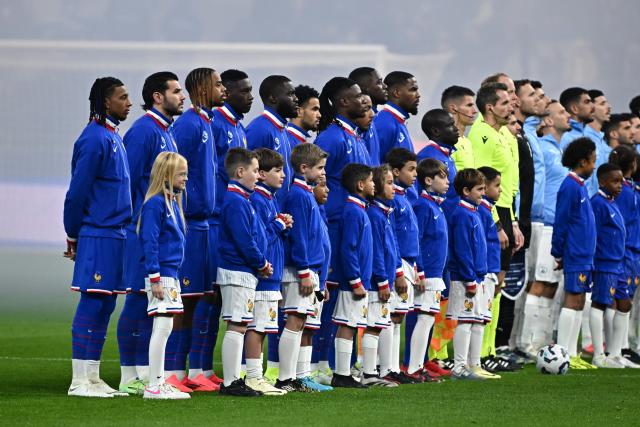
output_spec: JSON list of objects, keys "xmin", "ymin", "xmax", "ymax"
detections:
[{"xmin": 1, "ymin": 252, "xmax": 639, "ymax": 426}]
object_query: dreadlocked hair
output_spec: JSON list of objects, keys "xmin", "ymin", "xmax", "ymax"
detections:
[
  {"xmin": 318, "ymin": 76, "xmax": 357, "ymax": 132},
  {"xmin": 185, "ymin": 67, "xmax": 216, "ymax": 111},
  {"xmin": 89, "ymin": 77, "xmax": 124, "ymax": 124}
]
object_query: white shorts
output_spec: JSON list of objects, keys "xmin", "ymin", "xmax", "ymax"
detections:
[
  {"xmin": 446, "ymin": 280, "xmax": 485, "ymax": 323},
  {"xmin": 389, "ymin": 285, "xmax": 414, "ymax": 314},
  {"xmin": 332, "ymin": 290, "xmax": 368, "ymax": 328},
  {"xmin": 526, "ymin": 223, "xmax": 562, "ymax": 283},
  {"xmin": 413, "ymin": 277, "xmax": 445, "ymax": 314},
  {"xmin": 366, "ymin": 291, "xmax": 391, "ymax": 329},
  {"xmin": 220, "ymin": 284, "xmax": 255, "ymax": 324},
  {"xmin": 483, "ymin": 273, "xmax": 498, "ymax": 322},
  {"xmin": 304, "ymin": 297, "xmax": 323, "ymax": 331},
  {"xmin": 247, "ymin": 300, "xmax": 279, "ymax": 334},
  {"xmin": 282, "ymin": 268, "xmax": 320, "ymax": 315},
  {"xmin": 146, "ymin": 277, "xmax": 184, "ymax": 316}
]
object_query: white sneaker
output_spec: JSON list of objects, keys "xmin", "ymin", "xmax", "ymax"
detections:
[
  {"xmin": 245, "ymin": 377, "xmax": 287, "ymax": 396},
  {"xmin": 89, "ymin": 379, "xmax": 129, "ymax": 396},
  {"xmin": 314, "ymin": 369, "xmax": 333, "ymax": 386},
  {"xmin": 68, "ymin": 382, "xmax": 113, "ymax": 398},
  {"xmin": 451, "ymin": 365, "xmax": 485, "ymax": 380},
  {"xmin": 604, "ymin": 355, "xmax": 626, "ymax": 369},
  {"xmin": 617, "ymin": 355, "xmax": 640, "ymax": 369},
  {"xmin": 592, "ymin": 354, "xmax": 608, "ymax": 368},
  {"xmin": 144, "ymin": 383, "xmax": 191, "ymax": 400}
]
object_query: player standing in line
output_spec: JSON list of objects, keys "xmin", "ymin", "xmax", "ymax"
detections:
[
  {"xmin": 413, "ymin": 109, "xmax": 460, "ymax": 374},
  {"xmin": 359, "ymin": 164, "xmax": 400, "ymax": 387},
  {"xmin": 552, "ymin": 137, "xmax": 597, "ymax": 369},
  {"xmin": 139, "ymin": 152, "xmax": 190, "ymax": 400},
  {"xmin": 475, "ymin": 166, "xmax": 504, "ymax": 378},
  {"xmin": 441, "ymin": 85, "xmax": 477, "ymax": 171},
  {"xmin": 217, "ymin": 148, "xmax": 272, "ymax": 397},
  {"xmin": 558, "ymin": 87, "xmax": 594, "ymax": 150},
  {"xmin": 64, "ymin": 77, "xmax": 132, "ymax": 397},
  {"xmin": 243, "ymin": 148, "xmax": 291, "ymax": 396},
  {"xmin": 246, "ymin": 75, "xmax": 299, "ymax": 206},
  {"xmin": 286, "ymin": 85, "xmax": 321, "ymax": 145},
  {"xmin": 275, "ymin": 144, "xmax": 332, "ymax": 392},
  {"xmin": 446, "ymin": 169, "xmax": 488, "ymax": 380},
  {"xmin": 406, "ymin": 159, "xmax": 450, "ymax": 380},
  {"xmin": 197, "ymin": 69, "xmax": 253, "ymax": 387},
  {"xmin": 118, "ymin": 72, "xmax": 185, "ymax": 395},
  {"xmin": 604, "ymin": 114, "xmax": 635, "ymax": 150},
  {"xmin": 349, "ymin": 67, "xmax": 389, "ymax": 164},
  {"xmin": 606, "ymin": 145, "xmax": 640, "ymax": 368},
  {"xmin": 331, "ymin": 163, "xmax": 374, "ymax": 388},
  {"xmin": 375, "ymin": 71, "xmax": 420, "ymax": 165},
  {"xmin": 588, "ymin": 163, "xmax": 626, "ymax": 368},
  {"xmin": 166, "ymin": 68, "xmax": 224, "ymax": 392},
  {"xmin": 380, "ymin": 148, "xmax": 423, "ymax": 384}
]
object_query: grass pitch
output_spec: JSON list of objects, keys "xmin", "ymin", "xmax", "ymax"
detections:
[{"xmin": 0, "ymin": 252, "xmax": 638, "ymax": 426}]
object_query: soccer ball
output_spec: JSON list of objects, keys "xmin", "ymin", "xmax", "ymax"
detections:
[{"xmin": 536, "ymin": 344, "xmax": 570, "ymax": 375}]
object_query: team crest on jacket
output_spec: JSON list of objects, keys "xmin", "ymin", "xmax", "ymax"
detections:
[
  {"xmin": 269, "ymin": 307, "xmax": 277, "ymax": 321},
  {"xmin": 169, "ymin": 288, "xmax": 178, "ymax": 302},
  {"xmin": 201, "ymin": 130, "xmax": 209, "ymax": 143},
  {"xmin": 464, "ymin": 300, "xmax": 473, "ymax": 311},
  {"xmin": 182, "ymin": 277, "xmax": 190, "ymax": 287},
  {"xmin": 247, "ymin": 299, "xmax": 254, "ymax": 313},
  {"xmin": 274, "ymin": 137, "xmax": 280, "ymax": 150},
  {"xmin": 160, "ymin": 136, "xmax": 167, "ymax": 149},
  {"xmin": 227, "ymin": 131, "xmax": 233, "ymax": 144},
  {"xmin": 94, "ymin": 272, "xmax": 102, "ymax": 283}
]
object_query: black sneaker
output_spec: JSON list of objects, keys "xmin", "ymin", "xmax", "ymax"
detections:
[
  {"xmin": 219, "ymin": 379, "xmax": 263, "ymax": 397},
  {"xmin": 622, "ymin": 348, "xmax": 640, "ymax": 364},
  {"xmin": 440, "ymin": 359, "xmax": 455, "ymax": 370},
  {"xmin": 331, "ymin": 373, "xmax": 368, "ymax": 388},
  {"xmin": 496, "ymin": 355, "xmax": 523, "ymax": 371},
  {"xmin": 274, "ymin": 378, "xmax": 311, "ymax": 392},
  {"xmin": 483, "ymin": 356, "xmax": 521, "ymax": 372},
  {"xmin": 383, "ymin": 371, "xmax": 420, "ymax": 385},
  {"xmin": 481, "ymin": 356, "xmax": 501, "ymax": 373}
]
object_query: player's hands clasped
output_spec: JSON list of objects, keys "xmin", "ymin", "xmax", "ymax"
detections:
[{"xmin": 299, "ymin": 276, "xmax": 314, "ymax": 297}]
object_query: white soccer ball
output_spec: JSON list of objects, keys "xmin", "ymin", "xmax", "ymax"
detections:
[{"xmin": 536, "ymin": 344, "xmax": 570, "ymax": 375}]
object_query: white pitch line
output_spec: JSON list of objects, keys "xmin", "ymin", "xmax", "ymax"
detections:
[{"xmin": 0, "ymin": 356, "xmax": 119, "ymax": 363}]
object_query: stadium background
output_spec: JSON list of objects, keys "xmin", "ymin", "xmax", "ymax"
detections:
[{"xmin": 1, "ymin": 2, "xmax": 639, "ymax": 424}]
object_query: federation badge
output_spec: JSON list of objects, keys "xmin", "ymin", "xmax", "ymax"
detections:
[
  {"xmin": 381, "ymin": 305, "xmax": 389, "ymax": 318},
  {"xmin": 247, "ymin": 299, "xmax": 254, "ymax": 313},
  {"xmin": 182, "ymin": 277, "xmax": 190, "ymax": 287},
  {"xmin": 361, "ymin": 305, "xmax": 368, "ymax": 317},
  {"xmin": 578, "ymin": 273, "xmax": 587, "ymax": 284},
  {"xmin": 627, "ymin": 277, "xmax": 632, "ymax": 285},
  {"xmin": 169, "ymin": 288, "xmax": 178, "ymax": 302},
  {"xmin": 269, "ymin": 307, "xmax": 277, "ymax": 321},
  {"xmin": 435, "ymin": 291, "xmax": 441, "ymax": 303},
  {"xmin": 464, "ymin": 300, "xmax": 473, "ymax": 312},
  {"xmin": 400, "ymin": 293, "xmax": 408, "ymax": 303},
  {"xmin": 94, "ymin": 272, "xmax": 102, "ymax": 283},
  {"xmin": 635, "ymin": 276, "xmax": 639, "ymax": 286},
  {"xmin": 610, "ymin": 287, "xmax": 616, "ymax": 296}
]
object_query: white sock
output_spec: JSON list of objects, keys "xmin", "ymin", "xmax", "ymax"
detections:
[
  {"xmin": 510, "ymin": 291, "xmax": 526, "ymax": 350},
  {"xmin": 203, "ymin": 370, "xmax": 213, "ymax": 377},
  {"xmin": 408, "ymin": 314, "xmax": 434, "ymax": 374},
  {"xmin": 539, "ymin": 297, "xmax": 554, "ymax": 349},
  {"xmin": 318, "ymin": 360, "xmax": 330, "ymax": 372},
  {"xmin": 521, "ymin": 294, "xmax": 541, "ymax": 351},
  {"xmin": 277, "ymin": 328, "xmax": 301, "ymax": 381},
  {"xmin": 557, "ymin": 308, "xmax": 577, "ymax": 353},
  {"xmin": 136, "ymin": 365, "xmax": 149, "ymax": 382},
  {"xmin": 120, "ymin": 365, "xmax": 137, "ymax": 385},
  {"xmin": 148, "ymin": 316, "xmax": 173, "ymax": 387},
  {"xmin": 589, "ymin": 308, "xmax": 605, "ymax": 357},
  {"xmin": 610, "ymin": 311, "xmax": 630, "ymax": 357},
  {"xmin": 86, "ymin": 360, "xmax": 100, "ymax": 382},
  {"xmin": 266, "ymin": 360, "xmax": 279, "ymax": 369},
  {"xmin": 605, "ymin": 307, "xmax": 615, "ymax": 350},
  {"xmin": 453, "ymin": 322, "xmax": 472, "ymax": 370},
  {"xmin": 71, "ymin": 359, "xmax": 87, "ymax": 386},
  {"xmin": 622, "ymin": 309, "xmax": 630, "ymax": 350},
  {"xmin": 245, "ymin": 358, "xmax": 263, "ymax": 380},
  {"xmin": 188, "ymin": 368, "xmax": 203, "ymax": 379},
  {"xmin": 569, "ymin": 309, "xmax": 583, "ymax": 357},
  {"xmin": 310, "ymin": 362, "xmax": 318, "ymax": 373},
  {"xmin": 378, "ymin": 326, "xmax": 393, "ymax": 377},
  {"xmin": 296, "ymin": 346, "xmax": 312, "ymax": 378},
  {"xmin": 335, "ymin": 338, "xmax": 353, "ymax": 376},
  {"xmin": 392, "ymin": 323, "xmax": 401, "ymax": 372},
  {"xmin": 468, "ymin": 323, "xmax": 484, "ymax": 367},
  {"xmin": 221, "ymin": 330, "xmax": 244, "ymax": 386},
  {"xmin": 362, "ymin": 333, "xmax": 379, "ymax": 375},
  {"xmin": 581, "ymin": 294, "xmax": 592, "ymax": 348}
]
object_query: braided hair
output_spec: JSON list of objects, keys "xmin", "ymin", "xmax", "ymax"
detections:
[
  {"xmin": 89, "ymin": 77, "xmax": 124, "ymax": 124},
  {"xmin": 318, "ymin": 77, "xmax": 357, "ymax": 132},
  {"xmin": 185, "ymin": 68, "xmax": 216, "ymax": 110}
]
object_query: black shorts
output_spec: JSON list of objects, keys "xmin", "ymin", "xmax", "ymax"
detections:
[{"xmin": 496, "ymin": 206, "xmax": 514, "ymax": 272}]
